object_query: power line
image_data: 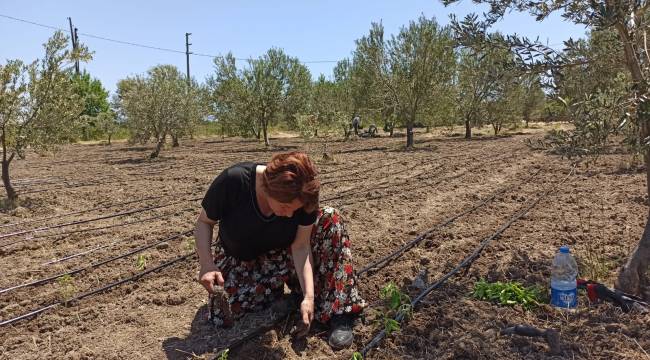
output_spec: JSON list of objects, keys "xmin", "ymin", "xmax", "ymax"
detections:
[{"xmin": 0, "ymin": 13, "xmax": 339, "ymax": 64}]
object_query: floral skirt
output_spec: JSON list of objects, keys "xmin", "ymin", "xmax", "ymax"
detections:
[{"xmin": 210, "ymin": 207, "xmax": 366, "ymax": 326}]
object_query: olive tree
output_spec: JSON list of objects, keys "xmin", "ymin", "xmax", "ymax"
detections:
[
  {"xmin": 0, "ymin": 31, "xmax": 89, "ymax": 206},
  {"xmin": 207, "ymin": 49, "xmax": 311, "ymax": 146},
  {"xmin": 117, "ymin": 65, "xmax": 202, "ymax": 158},
  {"xmin": 354, "ymin": 16, "xmax": 456, "ymax": 148}
]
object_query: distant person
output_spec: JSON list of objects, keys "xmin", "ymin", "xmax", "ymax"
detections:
[
  {"xmin": 195, "ymin": 152, "xmax": 366, "ymax": 350},
  {"xmin": 352, "ymin": 115, "xmax": 360, "ymax": 136}
]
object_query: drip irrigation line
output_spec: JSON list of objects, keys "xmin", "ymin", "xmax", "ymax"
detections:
[
  {"xmin": 0, "ymin": 196, "xmax": 201, "ymax": 247},
  {"xmin": 320, "ymin": 158, "xmax": 420, "ymax": 187},
  {"xmin": 0, "ymin": 229, "xmax": 193, "ymax": 295},
  {"xmin": 21, "ymin": 178, "xmax": 133, "ymax": 195},
  {"xmin": 359, "ymin": 166, "xmax": 576, "ymax": 357},
  {"xmin": 33, "ymin": 206, "xmax": 195, "ymax": 241},
  {"xmin": 356, "ymin": 167, "xmax": 542, "ymax": 277},
  {"xmin": 0, "ymin": 195, "xmax": 164, "ymax": 230},
  {"xmin": 38, "ymin": 207, "xmax": 195, "ymax": 265},
  {"xmin": 0, "ymin": 252, "xmax": 195, "ymax": 327}
]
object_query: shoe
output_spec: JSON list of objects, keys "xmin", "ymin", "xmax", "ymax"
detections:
[{"xmin": 328, "ymin": 314, "xmax": 355, "ymax": 350}]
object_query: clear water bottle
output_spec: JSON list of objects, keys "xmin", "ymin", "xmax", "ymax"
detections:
[{"xmin": 550, "ymin": 245, "xmax": 578, "ymax": 309}]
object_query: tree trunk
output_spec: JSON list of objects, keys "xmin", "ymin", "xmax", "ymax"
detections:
[
  {"xmin": 314, "ymin": 128, "xmax": 318, "ymax": 138},
  {"xmin": 107, "ymin": 134, "xmax": 112, "ymax": 145},
  {"xmin": 616, "ymin": 100, "xmax": 650, "ymax": 299},
  {"xmin": 172, "ymin": 134, "xmax": 180, "ymax": 147},
  {"xmin": 406, "ymin": 122, "xmax": 414, "ymax": 149},
  {"xmin": 262, "ymin": 119, "xmax": 270, "ymax": 147},
  {"xmin": 465, "ymin": 118, "xmax": 472, "ymax": 139},
  {"xmin": 2, "ymin": 157, "xmax": 17, "ymax": 208},
  {"xmin": 150, "ymin": 134, "xmax": 166, "ymax": 159},
  {"xmin": 524, "ymin": 112, "xmax": 530, "ymax": 128},
  {"xmin": 389, "ymin": 123, "xmax": 394, "ymax": 137}
]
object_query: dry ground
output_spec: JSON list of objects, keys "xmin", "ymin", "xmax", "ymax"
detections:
[{"xmin": 0, "ymin": 125, "xmax": 648, "ymax": 359}]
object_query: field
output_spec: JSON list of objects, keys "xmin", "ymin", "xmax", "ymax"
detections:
[{"xmin": 1, "ymin": 127, "xmax": 649, "ymax": 360}]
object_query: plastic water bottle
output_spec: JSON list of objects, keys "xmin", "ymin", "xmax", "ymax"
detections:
[{"xmin": 550, "ymin": 245, "xmax": 578, "ymax": 309}]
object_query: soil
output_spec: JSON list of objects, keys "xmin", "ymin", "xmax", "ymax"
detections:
[{"xmin": 1, "ymin": 127, "xmax": 649, "ymax": 359}]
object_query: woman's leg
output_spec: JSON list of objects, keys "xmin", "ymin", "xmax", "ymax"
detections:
[
  {"xmin": 210, "ymin": 245, "xmax": 291, "ymax": 327},
  {"xmin": 303, "ymin": 206, "xmax": 367, "ymax": 324}
]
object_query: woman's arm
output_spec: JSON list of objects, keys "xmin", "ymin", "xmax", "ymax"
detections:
[
  {"xmin": 291, "ymin": 224, "xmax": 315, "ymax": 330},
  {"xmin": 195, "ymin": 209, "xmax": 224, "ymax": 294}
]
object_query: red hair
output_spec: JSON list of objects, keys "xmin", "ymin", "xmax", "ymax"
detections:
[{"xmin": 262, "ymin": 152, "xmax": 320, "ymax": 213}]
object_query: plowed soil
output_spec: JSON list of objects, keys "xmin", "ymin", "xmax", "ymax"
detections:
[{"xmin": 1, "ymin": 127, "xmax": 648, "ymax": 360}]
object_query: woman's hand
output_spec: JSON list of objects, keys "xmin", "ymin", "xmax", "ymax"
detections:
[
  {"xmin": 198, "ymin": 263, "xmax": 224, "ymax": 294},
  {"xmin": 297, "ymin": 296, "xmax": 315, "ymax": 336}
]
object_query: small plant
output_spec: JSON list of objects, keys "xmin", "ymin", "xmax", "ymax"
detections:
[
  {"xmin": 57, "ymin": 274, "xmax": 76, "ymax": 303},
  {"xmin": 135, "ymin": 254, "xmax": 150, "ymax": 271},
  {"xmin": 383, "ymin": 317, "xmax": 401, "ymax": 335},
  {"xmin": 185, "ymin": 237, "xmax": 196, "ymax": 252},
  {"xmin": 379, "ymin": 282, "xmax": 412, "ymax": 318},
  {"xmin": 376, "ymin": 282, "xmax": 412, "ymax": 336},
  {"xmin": 472, "ymin": 279, "xmax": 542, "ymax": 309},
  {"xmin": 351, "ymin": 351, "xmax": 364, "ymax": 360},
  {"xmin": 216, "ymin": 349, "xmax": 229, "ymax": 360}
]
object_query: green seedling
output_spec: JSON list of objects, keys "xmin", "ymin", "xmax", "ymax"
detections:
[
  {"xmin": 376, "ymin": 282, "xmax": 413, "ymax": 336},
  {"xmin": 135, "ymin": 254, "xmax": 150, "ymax": 271},
  {"xmin": 216, "ymin": 349, "xmax": 229, "ymax": 360},
  {"xmin": 472, "ymin": 279, "xmax": 542, "ymax": 309},
  {"xmin": 383, "ymin": 317, "xmax": 401, "ymax": 335},
  {"xmin": 379, "ymin": 282, "xmax": 413, "ymax": 318},
  {"xmin": 57, "ymin": 274, "xmax": 76, "ymax": 303},
  {"xmin": 185, "ymin": 237, "xmax": 196, "ymax": 252},
  {"xmin": 351, "ymin": 351, "xmax": 364, "ymax": 360}
]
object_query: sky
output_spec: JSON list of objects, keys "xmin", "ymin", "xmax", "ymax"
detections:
[{"xmin": 0, "ymin": 1, "xmax": 589, "ymax": 95}]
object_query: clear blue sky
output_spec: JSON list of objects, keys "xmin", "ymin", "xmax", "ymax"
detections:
[{"xmin": 0, "ymin": 1, "xmax": 588, "ymax": 94}]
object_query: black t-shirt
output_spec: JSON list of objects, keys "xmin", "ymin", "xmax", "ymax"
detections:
[{"xmin": 201, "ymin": 162, "xmax": 317, "ymax": 261}]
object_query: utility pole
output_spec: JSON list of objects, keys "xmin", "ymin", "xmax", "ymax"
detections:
[
  {"xmin": 185, "ymin": 32, "xmax": 192, "ymax": 85},
  {"xmin": 74, "ymin": 27, "xmax": 80, "ymax": 75},
  {"xmin": 67, "ymin": 17, "xmax": 80, "ymax": 75}
]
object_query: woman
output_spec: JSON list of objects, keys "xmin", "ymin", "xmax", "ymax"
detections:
[{"xmin": 195, "ymin": 152, "xmax": 366, "ymax": 350}]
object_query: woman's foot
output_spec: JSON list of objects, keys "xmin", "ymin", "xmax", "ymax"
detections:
[{"xmin": 328, "ymin": 314, "xmax": 355, "ymax": 350}]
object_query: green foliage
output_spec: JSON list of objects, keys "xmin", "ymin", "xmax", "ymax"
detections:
[
  {"xmin": 135, "ymin": 254, "xmax": 150, "ymax": 271},
  {"xmin": 216, "ymin": 349, "xmax": 229, "ymax": 360},
  {"xmin": 0, "ymin": 30, "xmax": 90, "ymax": 205},
  {"xmin": 351, "ymin": 352, "xmax": 364, "ymax": 360},
  {"xmin": 115, "ymin": 65, "xmax": 204, "ymax": 158},
  {"xmin": 353, "ymin": 16, "xmax": 456, "ymax": 147},
  {"xmin": 185, "ymin": 237, "xmax": 196, "ymax": 252},
  {"xmin": 472, "ymin": 279, "xmax": 542, "ymax": 309},
  {"xmin": 57, "ymin": 274, "xmax": 77, "ymax": 303},
  {"xmin": 72, "ymin": 70, "xmax": 109, "ymax": 117},
  {"xmin": 377, "ymin": 282, "xmax": 412, "ymax": 336},
  {"xmin": 207, "ymin": 49, "xmax": 311, "ymax": 146}
]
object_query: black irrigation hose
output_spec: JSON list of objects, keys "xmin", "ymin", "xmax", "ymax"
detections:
[
  {"xmin": 0, "ymin": 195, "xmax": 164, "ymax": 230},
  {"xmin": 320, "ymin": 158, "xmax": 421, "ymax": 187},
  {"xmin": 358, "ymin": 166, "xmax": 576, "ymax": 357},
  {"xmin": 0, "ymin": 229, "xmax": 193, "ymax": 295},
  {"xmin": 356, "ymin": 167, "xmax": 543, "ymax": 277},
  {"xmin": 0, "ymin": 196, "xmax": 201, "ymax": 246},
  {"xmin": 0, "ymin": 252, "xmax": 195, "ymax": 327},
  {"xmin": 32, "ymin": 207, "xmax": 195, "ymax": 241}
]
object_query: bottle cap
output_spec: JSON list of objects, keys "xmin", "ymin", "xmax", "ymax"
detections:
[{"xmin": 559, "ymin": 245, "xmax": 570, "ymax": 254}]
